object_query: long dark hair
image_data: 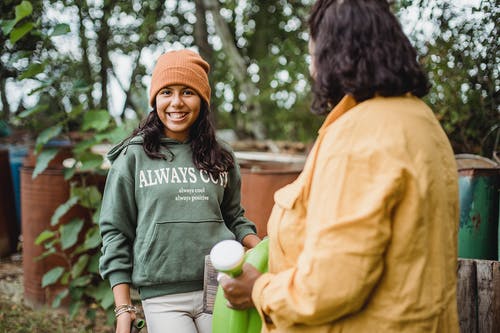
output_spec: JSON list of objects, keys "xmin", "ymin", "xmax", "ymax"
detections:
[
  {"xmin": 308, "ymin": 0, "xmax": 430, "ymax": 114},
  {"xmin": 131, "ymin": 101, "xmax": 234, "ymax": 176}
]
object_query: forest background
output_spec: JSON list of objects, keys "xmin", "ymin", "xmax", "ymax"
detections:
[
  {"xmin": 1, "ymin": 0, "xmax": 498, "ymax": 157},
  {"xmin": 0, "ymin": 0, "xmax": 498, "ymax": 327}
]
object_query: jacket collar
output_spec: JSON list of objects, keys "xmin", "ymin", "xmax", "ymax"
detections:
[{"xmin": 318, "ymin": 95, "xmax": 358, "ymax": 135}]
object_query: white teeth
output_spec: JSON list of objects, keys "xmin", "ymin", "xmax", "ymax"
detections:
[{"xmin": 168, "ymin": 112, "xmax": 187, "ymax": 119}]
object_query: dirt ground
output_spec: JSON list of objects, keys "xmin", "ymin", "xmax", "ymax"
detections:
[{"xmin": 0, "ymin": 253, "xmax": 118, "ymax": 333}]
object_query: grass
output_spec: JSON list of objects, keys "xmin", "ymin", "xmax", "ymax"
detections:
[
  {"xmin": 0, "ymin": 295, "xmax": 114, "ymax": 333},
  {"xmin": 0, "ymin": 255, "xmax": 147, "ymax": 333}
]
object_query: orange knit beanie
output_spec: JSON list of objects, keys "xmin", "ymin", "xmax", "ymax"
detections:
[{"xmin": 149, "ymin": 49, "xmax": 211, "ymax": 107}]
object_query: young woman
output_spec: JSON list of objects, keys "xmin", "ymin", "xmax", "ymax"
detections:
[
  {"xmin": 98, "ymin": 49, "xmax": 260, "ymax": 333},
  {"xmin": 219, "ymin": 1, "xmax": 460, "ymax": 332}
]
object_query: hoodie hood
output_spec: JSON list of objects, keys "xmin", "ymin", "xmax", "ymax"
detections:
[{"xmin": 106, "ymin": 136, "xmax": 184, "ymax": 163}]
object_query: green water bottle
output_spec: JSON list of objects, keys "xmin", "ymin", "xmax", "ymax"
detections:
[{"xmin": 210, "ymin": 238, "xmax": 269, "ymax": 333}]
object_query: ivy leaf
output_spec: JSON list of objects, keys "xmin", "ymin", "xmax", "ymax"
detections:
[
  {"xmin": 35, "ymin": 247, "xmax": 56, "ymax": 261},
  {"xmin": 75, "ymin": 227, "xmax": 101, "ymax": 254},
  {"xmin": 19, "ymin": 62, "xmax": 44, "ymax": 80},
  {"xmin": 32, "ymin": 148, "xmax": 58, "ymax": 179},
  {"xmin": 86, "ymin": 308, "xmax": 97, "ymax": 322},
  {"xmin": 69, "ymin": 300, "xmax": 83, "ymax": 319},
  {"xmin": 105, "ymin": 309, "xmax": 115, "ymax": 325},
  {"xmin": 73, "ymin": 138, "xmax": 97, "ymax": 154},
  {"xmin": 10, "ymin": 22, "xmax": 34, "ymax": 44},
  {"xmin": 71, "ymin": 254, "xmax": 89, "ymax": 278},
  {"xmin": 70, "ymin": 275, "xmax": 92, "ymax": 287},
  {"xmin": 83, "ymin": 227, "xmax": 102, "ymax": 250},
  {"xmin": 17, "ymin": 104, "xmax": 49, "ymax": 118},
  {"xmin": 15, "ymin": 1, "xmax": 33, "ymax": 22},
  {"xmin": 35, "ymin": 125, "xmax": 63, "ymax": 153},
  {"xmin": 85, "ymin": 280, "xmax": 107, "ymax": 300},
  {"xmin": 63, "ymin": 165, "xmax": 76, "ymax": 180},
  {"xmin": 35, "ymin": 230, "xmax": 55, "ymax": 245},
  {"xmin": 41, "ymin": 266, "xmax": 65, "ymax": 288},
  {"xmin": 86, "ymin": 280, "xmax": 114, "ymax": 309},
  {"xmin": 60, "ymin": 271, "xmax": 70, "ymax": 285},
  {"xmin": 92, "ymin": 207, "xmax": 101, "ymax": 225},
  {"xmin": 51, "ymin": 23, "xmax": 70, "ymax": 37},
  {"xmin": 78, "ymin": 152, "xmax": 103, "ymax": 172},
  {"xmin": 1, "ymin": 1, "xmax": 32, "ymax": 36},
  {"xmin": 51, "ymin": 196, "xmax": 79, "ymax": 226},
  {"xmin": 101, "ymin": 289, "xmax": 115, "ymax": 309},
  {"xmin": 72, "ymin": 185, "xmax": 102, "ymax": 209},
  {"xmin": 70, "ymin": 287, "xmax": 83, "ymax": 300},
  {"xmin": 82, "ymin": 110, "xmax": 111, "ymax": 131},
  {"xmin": 60, "ymin": 218, "xmax": 84, "ymax": 250},
  {"xmin": 1, "ymin": 19, "xmax": 17, "ymax": 36},
  {"xmin": 100, "ymin": 126, "xmax": 129, "ymax": 143},
  {"xmin": 51, "ymin": 289, "xmax": 69, "ymax": 308},
  {"xmin": 87, "ymin": 253, "xmax": 100, "ymax": 274}
]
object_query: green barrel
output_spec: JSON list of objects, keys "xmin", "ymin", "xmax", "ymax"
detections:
[{"xmin": 456, "ymin": 154, "xmax": 499, "ymax": 260}]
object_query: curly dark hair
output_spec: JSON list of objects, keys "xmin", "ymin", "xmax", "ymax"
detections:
[
  {"xmin": 308, "ymin": 0, "xmax": 430, "ymax": 114},
  {"xmin": 131, "ymin": 101, "xmax": 234, "ymax": 176}
]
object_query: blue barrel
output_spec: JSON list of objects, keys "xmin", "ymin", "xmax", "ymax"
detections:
[
  {"xmin": 8, "ymin": 145, "xmax": 29, "ymax": 229},
  {"xmin": 456, "ymin": 154, "xmax": 500, "ymax": 260}
]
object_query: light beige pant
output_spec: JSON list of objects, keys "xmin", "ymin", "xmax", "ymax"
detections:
[{"xmin": 141, "ymin": 290, "xmax": 212, "ymax": 333}]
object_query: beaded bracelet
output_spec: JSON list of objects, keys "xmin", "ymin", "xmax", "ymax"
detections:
[{"xmin": 114, "ymin": 304, "xmax": 138, "ymax": 318}]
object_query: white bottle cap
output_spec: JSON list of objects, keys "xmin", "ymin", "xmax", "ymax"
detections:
[{"xmin": 210, "ymin": 240, "xmax": 245, "ymax": 272}]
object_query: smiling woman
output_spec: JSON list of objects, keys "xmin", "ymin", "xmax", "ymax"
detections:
[
  {"xmin": 98, "ymin": 49, "xmax": 261, "ymax": 333},
  {"xmin": 155, "ymin": 85, "xmax": 201, "ymax": 142}
]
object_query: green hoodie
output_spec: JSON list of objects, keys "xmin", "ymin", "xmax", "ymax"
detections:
[{"xmin": 98, "ymin": 136, "xmax": 256, "ymax": 300}]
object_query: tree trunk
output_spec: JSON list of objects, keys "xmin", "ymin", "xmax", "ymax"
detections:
[
  {"xmin": 96, "ymin": 0, "xmax": 112, "ymax": 111},
  {"xmin": 0, "ymin": 77, "xmax": 10, "ymax": 120},
  {"xmin": 76, "ymin": 0, "xmax": 95, "ymax": 110},
  {"xmin": 193, "ymin": 0, "xmax": 218, "ymax": 121},
  {"xmin": 115, "ymin": 51, "xmax": 145, "ymax": 119},
  {"xmin": 193, "ymin": 0, "xmax": 213, "ymax": 66},
  {"xmin": 202, "ymin": 0, "xmax": 266, "ymax": 140}
]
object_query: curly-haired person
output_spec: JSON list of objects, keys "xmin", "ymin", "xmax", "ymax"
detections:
[{"xmin": 219, "ymin": 1, "xmax": 460, "ymax": 332}]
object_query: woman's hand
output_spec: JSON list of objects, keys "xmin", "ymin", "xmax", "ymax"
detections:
[
  {"xmin": 242, "ymin": 234, "xmax": 261, "ymax": 249},
  {"xmin": 115, "ymin": 311, "xmax": 136, "ymax": 333},
  {"xmin": 219, "ymin": 263, "xmax": 262, "ymax": 310}
]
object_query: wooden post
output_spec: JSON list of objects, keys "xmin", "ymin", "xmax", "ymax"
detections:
[
  {"xmin": 476, "ymin": 260, "xmax": 500, "ymax": 333},
  {"xmin": 457, "ymin": 259, "xmax": 478, "ymax": 333}
]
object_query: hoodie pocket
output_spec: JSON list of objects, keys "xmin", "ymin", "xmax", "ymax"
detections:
[{"xmin": 137, "ymin": 219, "xmax": 233, "ymax": 283}]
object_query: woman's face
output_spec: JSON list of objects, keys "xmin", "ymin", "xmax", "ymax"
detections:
[
  {"xmin": 155, "ymin": 85, "xmax": 201, "ymax": 141},
  {"xmin": 308, "ymin": 39, "xmax": 317, "ymax": 80}
]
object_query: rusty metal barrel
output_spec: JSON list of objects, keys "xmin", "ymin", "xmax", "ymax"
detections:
[
  {"xmin": 237, "ymin": 152, "xmax": 305, "ymax": 239},
  {"xmin": 20, "ymin": 146, "xmax": 75, "ymax": 307},
  {"xmin": 456, "ymin": 154, "xmax": 500, "ymax": 260}
]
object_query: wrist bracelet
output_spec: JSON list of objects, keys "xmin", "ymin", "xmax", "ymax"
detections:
[{"xmin": 114, "ymin": 304, "xmax": 138, "ymax": 318}]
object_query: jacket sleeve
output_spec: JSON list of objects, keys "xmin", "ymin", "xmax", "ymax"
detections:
[
  {"xmin": 220, "ymin": 158, "xmax": 257, "ymax": 242},
  {"xmin": 252, "ymin": 151, "xmax": 404, "ymax": 328},
  {"xmin": 98, "ymin": 165, "xmax": 138, "ymax": 288}
]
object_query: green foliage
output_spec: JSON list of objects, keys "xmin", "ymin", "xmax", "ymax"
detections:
[
  {"xmin": 398, "ymin": 0, "xmax": 499, "ymax": 156},
  {"xmin": 41, "ymin": 266, "xmax": 65, "ymax": 288},
  {"xmin": 2, "ymin": 1, "xmax": 121, "ymax": 325},
  {"xmin": 1, "ymin": 1, "xmax": 33, "ymax": 37},
  {"xmin": 1, "ymin": 1, "xmax": 497, "ymax": 329},
  {"xmin": 31, "ymin": 148, "xmax": 58, "ymax": 178},
  {"xmin": 35, "ymin": 180, "xmax": 114, "ymax": 323}
]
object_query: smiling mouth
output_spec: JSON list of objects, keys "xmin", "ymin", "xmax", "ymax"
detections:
[{"xmin": 167, "ymin": 112, "xmax": 188, "ymax": 120}]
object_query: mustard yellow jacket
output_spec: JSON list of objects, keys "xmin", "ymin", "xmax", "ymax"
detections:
[{"xmin": 252, "ymin": 95, "xmax": 460, "ymax": 333}]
